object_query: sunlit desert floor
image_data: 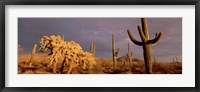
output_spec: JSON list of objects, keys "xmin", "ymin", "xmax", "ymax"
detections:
[{"xmin": 18, "ymin": 54, "xmax": 182, "ymax": 74}]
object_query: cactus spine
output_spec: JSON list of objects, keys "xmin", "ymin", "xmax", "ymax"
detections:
[
  {"xmin": 29, "ymin": 44, "xmax": 37, "ymax": 67},
  {"xmin": 90, "ymin": 41, "xmax": 96, "ymax": 56},
  {"xmin": 127, "ymin": 18, "xmax": 163, "ymax": 74},
  {"xmin": 126, "ymin": 42, "xmax": 133, "ymax": 67},
  {"xmin": 112, "ymin": 33, "xmax": 120, "ymax": 68}
]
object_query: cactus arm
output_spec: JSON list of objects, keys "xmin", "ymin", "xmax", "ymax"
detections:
[
  {"xmin": 115, "ymin": 48, "xmax": 120, "ymax": 56},
  {"xmin": 137, "ymin": 25, "xmax": 147, "ymax": 42},
  {"xmin": 148, "ymin": 32, "xmax": 163, "ymax": 44},
  {"xmin": 155, "ymin": 32, "xmax": 159, "ymax": 38},
  {"xmin": 128, "ymin": 42, "xmax": 130, "ymax": 53},
  {"xmin": 126, "ymin": 53, "xmax": 128, "ymax": 57},
  {"xmin": 127, "ymin": 29, "xmax": 143, "ymax": 46}
]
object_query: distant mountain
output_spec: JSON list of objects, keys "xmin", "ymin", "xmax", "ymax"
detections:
[{"xmin": 117, "ymin": 55, "xmax": 143, "ymax": 62}]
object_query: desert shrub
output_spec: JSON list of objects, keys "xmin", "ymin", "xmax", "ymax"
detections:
[
  {"xmin": 153, "ymin": 62, "xmax": 182, "ymax": 74},
  {"xmin": 101, "ymin": 59, "xmax": 112, "ymax": 67}
]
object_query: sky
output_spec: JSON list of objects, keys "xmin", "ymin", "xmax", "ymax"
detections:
[{"xmin": 18, "ymin": 18, "xmax": 182, "ymax": 62}]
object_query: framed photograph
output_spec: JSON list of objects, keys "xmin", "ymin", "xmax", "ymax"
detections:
[{"xmin": 0, "ymin": 0, "xmax": 199, "ymax": 91}]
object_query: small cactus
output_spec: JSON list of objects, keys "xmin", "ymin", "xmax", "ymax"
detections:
[
  {"xmin": 90, "ymin": 41, "xmax": 96, "ymax": 56},
  {"xmin": 127, "ymin": 18, "xmax": 163, "ymax": 74},
  {"xmin": 29, "ymin": 44, "xmax": 37, "ymax": 67},
  {"xmin": 126, "ymin": 42, "xmax": 133, "ymax": 67},
  {"xmin": 112, "ymin": 33, "xmax": 120, "ymax": 68}
]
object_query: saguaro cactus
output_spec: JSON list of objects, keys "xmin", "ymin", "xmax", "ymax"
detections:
[
  {"xmin": 112, "ymin": 33, "xmax": 120, "ymax": 68},
  {"xmin": 126, "ymin": 42, "xmax": 133, "ymax": 67},
  {"xmin": 90, "ymin": 41, "xmax": 96, "ymax": 56},
  {"xmin": 29, "ymin": 44, "xmax": 37, "ymax": 67},
  {"xmin": 127, "ymin": 18, "xmax": 163, "ymax": 74}
]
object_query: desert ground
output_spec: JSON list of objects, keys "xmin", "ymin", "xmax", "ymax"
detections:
[{"xmin": 18, "ymin": 54, "xmax": 182, "ymax": 74}]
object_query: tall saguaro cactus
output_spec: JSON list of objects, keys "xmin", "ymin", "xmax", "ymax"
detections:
[
  {"xmin": 127, "ymin": 18, "xmax": 163, "ymax": 74},
  {"xmin": 90, "ymin": 41, "xmax": 96, "ymax": 56},
  {"xmin": 126, "ymin": 42, "xmax": 133, "ymax": 67},
  {"xmin": 112, "ymin": 33, "xmax": 120, "ymax": 68},
  {"xmin": 29, "ymin": 44, "xmax": 37, "ymax": 67}
]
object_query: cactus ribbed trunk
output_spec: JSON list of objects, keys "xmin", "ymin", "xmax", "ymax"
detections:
[
  {"xmin": 143, "ymin": 45, "xmax": 152, "ymax": 74},
  {"xmin": 113, "ymin": 56, "xmax": 117, "ymax": 68},
  {"xmin": 29, "ymin": 44, "xmax": 37, "ymax": 67},
  {"xmin": 112, "ymin": 34, "xmax": 116, "ymax": 68},
  {"xmin": 112, "ymin": 34, "xmax": 120, "ymax": 68},
  {"xmin": 90, "ymin": 41, "xmax": 96, "ymax": 56},
  {"xmin": 127, "ymin": 18, "xmax": 163, "ymax": 74},
  {"xmin": 127, "ymin": 42, "xmax": 133, "ymax": 67}
]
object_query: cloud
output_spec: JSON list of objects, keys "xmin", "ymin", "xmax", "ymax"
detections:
[{"xmin": 18, "ymin": 18, "xmax": 182, "ymax": 61}]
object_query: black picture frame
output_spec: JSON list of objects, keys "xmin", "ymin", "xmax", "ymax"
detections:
[{"xmin": 0, "ymin": 0, "xmax": 199, "ymax": 92}]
